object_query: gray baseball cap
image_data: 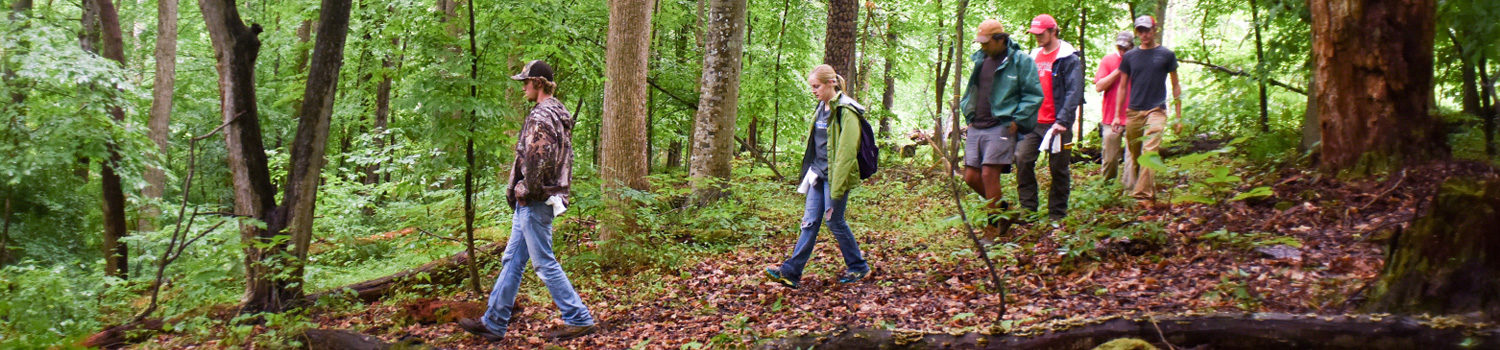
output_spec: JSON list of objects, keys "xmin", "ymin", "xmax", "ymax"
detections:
[
  {"xmin": 1115, "ymin": 31, "xmax": 1135, "ymax": 49},
  {"xmin": 1134, "ymin": 15, "xmax": 1156, "ymax": 30}
]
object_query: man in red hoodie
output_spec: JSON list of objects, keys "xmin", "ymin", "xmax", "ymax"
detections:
[{"xmin": 1016, "ymin": 14, "xmax": 1084, "ymax": 221}]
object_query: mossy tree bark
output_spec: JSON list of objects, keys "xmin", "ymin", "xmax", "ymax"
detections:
[{"xmin": 1365, "ymin": 176, "xmax": 1500, "ymax": 321}]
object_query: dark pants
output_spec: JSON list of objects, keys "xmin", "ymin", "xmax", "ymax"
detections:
[{"xmin": 1016, "ymin": 123, "xmax": 1071, "ymax": 219}]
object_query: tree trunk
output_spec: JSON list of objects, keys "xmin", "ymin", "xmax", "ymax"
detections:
[
  {"xmin": 461, "ymin": 0, "xmax": 481, "ymax": 295},
  {"xmin": 600, "ymin": 0, "xmax": 654, "ymax": 241},
  {"xmin": 83, "ymin": 0, "xmax": 130, "ymax": 279},
  {"xmin": 947, "ymin": 0, "xmax": 969, "ymax": 169},
  {"xmin": 1479, "ymin": 55, "xmax": 1495, "ymax": 157},
  {"xmin": 1365, "ymin": 176, "xmax": 1500, "ymax": 321},
  {"xmin": 823, "ymin": 0, "xmax": 857, "ymax": 79},
  {"xmin": 5, "ymin": 0, "xmax": 31, "ymax": 108},
  {"xmin": 199, "ymin": 0, "xmax": 281, "ymax": 313},
  {"xmin": 931, "ymin": 0, "xmax": 948, "ymax": 167},
  {"xmin": 853, "ymin": 2, "xmax": 873, "ymax": 99},
  {"xmin": 880, "ymin": 20, "xmax": 895, "ymax": 139},
  {"xmin": 1449, "ymin": 31, "xmax": 1481, "ymax": 119},
  {"xmin": 364, "ymin": 39, "xmax": 393, "ymax": 185},
  {"xmin": 769, "ymin": 0, "xmax": 790, "ymax": 169},
  {"xmin": 1300, "ymin": 62, "xmax": 1321, "ymax": 152},
  {"xmin": 1251, "ymin": 0, "xmax": 1268, "ymax": 132},
  {"xmin": 1310, "ymin": 0, "xmax": 1443, "ymax": 173},
  {"xmin": 761, "ymin": 313, "xmax": 1500, "ymax": 350},
  {"xmin": 688, "ymin": 0, "xmax": 746, "ymax": 204},
  {"xmin": 281, "ymin": 0, "xmax": 353, "ymax": 305},
  {"xmin": 1, "ymin": 195, "xmax": 11, "ymax": 265},
  {"xmin": 142, "ymin": 0, "xmax": 179, "ymax": 234}
]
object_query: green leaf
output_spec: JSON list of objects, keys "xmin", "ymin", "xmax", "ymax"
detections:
[
  {"xmin": 1137, "ymin": 152, "xmax": 1169, "ymax": 173},
  {"xmin": 1230, "ymin": 186, "xmax": 1274, "ymax": 201},
  {"xmin": 1172, "ymin": 194, "xmax": 1217, "ymax": 205}
]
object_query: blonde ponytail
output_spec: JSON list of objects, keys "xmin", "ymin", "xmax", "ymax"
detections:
[{"xmin": 809, "ymin": 64, "xmax": 845, "ymax": 92}]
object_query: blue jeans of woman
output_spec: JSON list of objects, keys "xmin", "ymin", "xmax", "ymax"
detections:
[{"xmin": 777, "ymin": 178, "xmax": 868, "ymax": 282}]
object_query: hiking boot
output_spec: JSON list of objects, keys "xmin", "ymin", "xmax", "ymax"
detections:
[
  {"xmin": 456, "ymin": 317, "xmax": 503, "ymax": 342},
  {"xmin": 838, "ymin": 269, "xmax": 869, "ymax": 284},
  {"xmin": 763, "ymin": 268, "xmax": 799, "ymax": 289},
  {"xmin": 546, "ymin": 324, "xmax": 597, "ymax": 341}
]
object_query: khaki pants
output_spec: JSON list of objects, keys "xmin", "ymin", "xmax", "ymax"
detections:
[
  {"xmin": 1101, "ymin": 123, "xmax": 1130, "ymax": 185},
  {"xmin": 1125, "ymin": 108, "xmax": 1167, "ymax": 200}
]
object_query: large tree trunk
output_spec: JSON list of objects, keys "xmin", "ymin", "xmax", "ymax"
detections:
[
  {"xmin": 199, "ymin": 0, "xmax": 281, "ymax": 313},
  {"xmin": 1365, "ymin": 176, "xmax": 1500, "ymax": 321},
  {"xmin": 83, "ymin": 0, "xmax": 130, "ymax": 279},
  {"xmin": 281, "ymin": 0, "xmax": 353, "ymax": 305},
  {"xmin": 823, "ymin": 0, "xmax": 858, "ymax": 79},
  {"xmin": 141, "ymin": 0, "xmax": 179, "ymax": 234},
  {"xmin": 600, "ymin": 0, "xmax": 654, "ymax": 241},
  {"xmin": 1310, "ymin": 0, "xmax": 1444, "ymax": 173},
  {"xmin": 687, "ymin": 0, "xmax": 747, "ymax": 204},
  {"xmin": 201, "ymin": 0, "xmax": 351, "ymax": 313}
]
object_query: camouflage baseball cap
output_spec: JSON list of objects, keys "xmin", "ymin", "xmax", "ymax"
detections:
[{"xmin": 510, "ymin": 60, "xmax": 554, "ymax": 82}]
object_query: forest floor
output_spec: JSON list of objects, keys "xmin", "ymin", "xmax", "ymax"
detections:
[{"xmin": 145, "ymin": 158, "xmax": 1497, "ymax": 349}]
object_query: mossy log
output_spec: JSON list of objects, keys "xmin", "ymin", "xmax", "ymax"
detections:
[
  {"xmin": 299, "ymin": 329, "xmax": 435, "ymax": 350},
  {"xmin": 759, "ymin": 313, "xmax": 1499, "ymax": 350},
  {"xmin": 1365, "ymin": 176, "xmax": 1500, "ymax": 320},
  {"xmin": 305, "ymin": 241, "xmax": 505, "ymax": 304}
]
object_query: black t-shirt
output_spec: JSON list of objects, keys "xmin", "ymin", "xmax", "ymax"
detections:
[
  {"xmin": 971, "ymin": 55, "xmax": 1004, "ymax": 129},
  {"xmin": 1118, "ymin": 46, "xmax": 1178, "ymax": 111}
]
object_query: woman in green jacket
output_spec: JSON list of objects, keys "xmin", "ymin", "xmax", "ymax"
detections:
[{"xmin": 764, "ymin": 64, "xmax": 870, "ymax": 289}]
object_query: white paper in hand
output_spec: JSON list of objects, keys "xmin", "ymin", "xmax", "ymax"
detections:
[
  {"xmin": 1037, "ymin": 129, "xmax": 1056, "ymax": 153},
  {"xmin": 544, "ymin": 195, "xmax": 567, "ymax": 216},
  {"xmin": 797, "ymin": 171, "xmax": 818, "ymax": 194}
]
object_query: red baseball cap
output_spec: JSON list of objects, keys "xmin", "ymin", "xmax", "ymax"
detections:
[{"xmin": 1028, "ymin": 14, "xmax": 1056, "ymax": 34}]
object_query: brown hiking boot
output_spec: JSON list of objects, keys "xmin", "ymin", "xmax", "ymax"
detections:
[
  {"xmin": 546, "ymin": 324, "xmax": 597, "ymax": 341},
  {"xmin": 456, "ymin": 317, "xmax": 503, "ymax": 342}
]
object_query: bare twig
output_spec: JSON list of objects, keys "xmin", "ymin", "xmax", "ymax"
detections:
[
  {"xmin": 1358, "ymin": 169, "xmax": 1407, "ymax": 211},
  {"xmin": 916, "ymin": 133, "xmax": 1008, "ymax": 319},
  {"xmin": 1179, "ymin": 59, "xmax": 1307, "ymax": 95},
  {"xmin": 734, "ymin": 135, "xmax": 786, "ymax": 181},
  {"xmin": 1148, "ymin": 315, "xmax": 1178, "ymax": 350},
  {"xmin": 134, "ymin": 118, "xmax": 233, "ymax": 322}
]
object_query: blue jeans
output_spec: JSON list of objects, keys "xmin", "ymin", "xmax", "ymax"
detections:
[
  {"xmin": 481, "ymin": 202, "xmax": 595, "ymax": 335},
  {"xmin": 777, "ymin": 178, "xmax": 868, "ymax": 282}
]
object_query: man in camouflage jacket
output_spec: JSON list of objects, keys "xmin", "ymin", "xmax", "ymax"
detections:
[{"xmin": 459, "ymin": 60, "xmax": 597, "ymax": 342}]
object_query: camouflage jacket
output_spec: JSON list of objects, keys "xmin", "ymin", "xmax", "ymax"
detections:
[{"xmin": 506, "ymin": 97, "xmax": 575, "ymax": 209}]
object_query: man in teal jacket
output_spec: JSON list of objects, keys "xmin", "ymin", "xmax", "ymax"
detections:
[{"xmin": 959, "ymin": 19, "xmax": 1045, "ymax": 224}]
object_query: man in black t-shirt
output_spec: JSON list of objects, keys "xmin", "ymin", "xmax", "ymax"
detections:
[{"xmin": 1112, "ymin": 15, "xmax": 1182, "ymax": 206}]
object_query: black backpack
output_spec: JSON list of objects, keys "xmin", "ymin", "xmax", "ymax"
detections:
[{"xmin": 834, "ymin": 103, "xmax": 880, "ymax": 180}]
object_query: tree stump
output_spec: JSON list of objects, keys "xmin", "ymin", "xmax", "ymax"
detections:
[{"xmin": 1365, "ymin": 176, "xmax": 1500, "ymax": 320}]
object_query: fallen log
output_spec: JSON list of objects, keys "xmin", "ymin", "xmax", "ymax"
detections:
[
  {"xmin": 76, "ymin": 318, "xmax": 164, "ymax": 349},
  {"xmin": 305, "ymin": 241, "xmax": 505, "ymax": 304},
  {"xmin": 299, "ymin": 329, "xmax": 437, "ymax": 350},
  {"xmin": 759, "ymin": 313, "xmax": 1500, "ymax": 350}
]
